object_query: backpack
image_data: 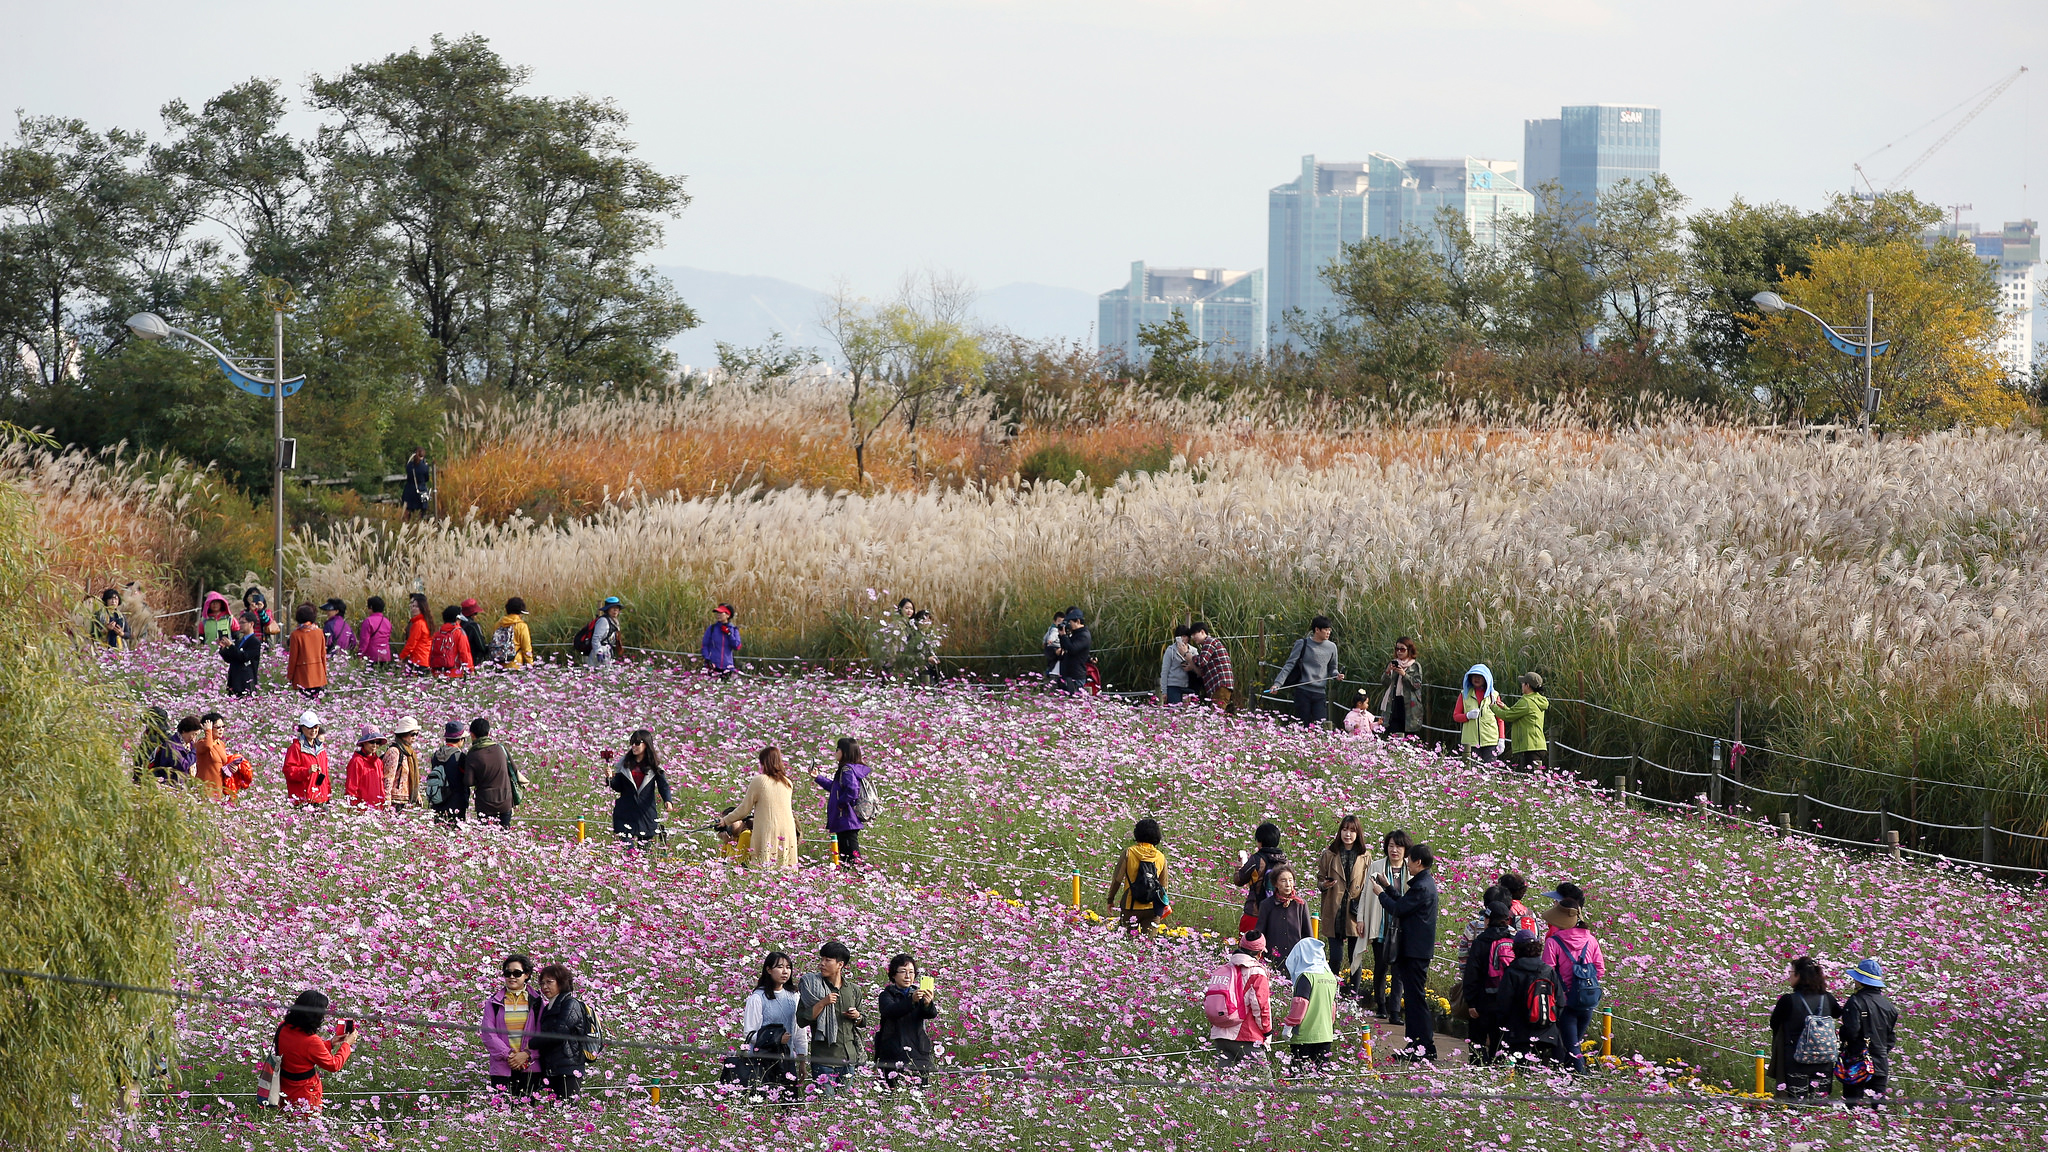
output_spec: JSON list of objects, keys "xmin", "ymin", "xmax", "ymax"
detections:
[
  {"xmin": 1792, "ymin": 995, "xmax": 1839, "ymax": 1064},
  {"xmin": 1084, "ymin": 657, "xmax": 1102, "ymax": 695},
  {"xmin": 851, "ymin": 772, "xmax": 878, "ymax": 824},
  {"xmin": 579, "ymin": 999, "xmax": 607, "ymax": 1062},
  {"xmin": 429, "ymin": 627, "xmax": 461, "ymax": 670},
  {"xmin": 1486, "ymin": 937, "xmax": 1515, "ymax": 988},
  {"xmin": 255, "ymin": 1039, "xmax": 281, "ymax": 1107},
  {"xmin": 1202, "ymin": 963, "xmax": 1246, "ymax": 1029},
  {"xmin": 489, "ymin": 623, "xmax": 517, "ymax": 664},
  {"xmin": 749, "ymin": 1022, "xmax": 789, "ymax": 1055},
  {"xmin": 1282, "ymin": 639, "xmax": 1307, "ymax": 688},
  {"xmin": 1526, "ymin": 975, "xmax": 1559, "ymax": 1026},
  {"xmin": 573, "ymin": 617, "xmax": 597, "ymax": 656},
  {"xmin": 1565, "ymin": 940, "xmax": 1602, "ymax": 1010},
  {"xmin": 1129, "ymin": 855, "xmax": 1165, "ymax": 908},
  {"xmin": 1246, "ymin": 851, "xmax": 1284, "ymax": 903}
]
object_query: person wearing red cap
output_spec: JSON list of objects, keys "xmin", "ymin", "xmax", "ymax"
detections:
[
  {"xmin": 700, "ymin": 603, "xmax": 742, "ymax": 676},
  {"xmin": 457, "ymin": 599, "xmax": 488, "ymax": 667}
]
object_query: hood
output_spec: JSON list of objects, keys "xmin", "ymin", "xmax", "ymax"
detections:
[
  {"xmin": 1463, "ymin": 663, "xmax": 1494, "ymax": 698},
  {"xmin": 496, "ymin": 613, "xmax": 524, "ymax": 627},
  {"xmin": 1228, "ymin": 951, "xmax": 1264, "ymax": 971},
  {"xmin": 203, "ymin": 592, "xmax": 230, "ymax": 612},
  {"xmin": 1285, "ymin": 938, "xmax": 1330, "ymax": 982}
]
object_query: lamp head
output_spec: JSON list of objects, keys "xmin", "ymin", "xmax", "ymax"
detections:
[
  {"xmin": 126, "ymin": 313, "xmax": 172, "ymax": 340},
  {"xmin": 1750, "ymin": 291, "xmax": 1788, "ymax": 315}
]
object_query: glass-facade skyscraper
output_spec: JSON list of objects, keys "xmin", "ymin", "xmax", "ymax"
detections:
[
  {"xmin": 1267, "ymin": 154, "xmax": 1526, "ymax": 347},
  {"xmin": 1522, "ymin": 104, "xmax": 1661, "ymax": 207},
  {"xmin": 1098, "ymin": 262, "xmax": 1265, "ymax": 364},
  {"xmin": 1267, "ymin": 156, "xmax": 1368, "ymax": 349}
]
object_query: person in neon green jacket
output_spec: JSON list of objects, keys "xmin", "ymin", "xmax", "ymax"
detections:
[
  {"xmin": 1455, "ymin": 664, "xmax": 1503, "ymax": 760},
  {"xmin": 1494, "ymin": 672, "xmax": 1550, "ymax": 770}
]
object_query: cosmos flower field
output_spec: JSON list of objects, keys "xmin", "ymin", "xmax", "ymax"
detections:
[{"xmin": 109, "ymin": 642, "xmax": 2048, "ymax": 1150}]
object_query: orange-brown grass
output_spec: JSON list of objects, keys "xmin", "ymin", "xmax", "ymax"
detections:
[{"xmin": 2, "ymin": 442, "xmax": 201, "ymax": 631}]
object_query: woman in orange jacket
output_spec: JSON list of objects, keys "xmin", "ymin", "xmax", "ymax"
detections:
[
  {"xmin": 285, "ymin": 603, "xmax": 329, "ymax": 698},
  {"xmin": 273, "ymin": 990, "xmax": 354, "ymax": 1112},
  {"xmin": 400, "ymin": 592, "xmax": 433, "ymax": 674},
  {"xmin": 193, "ymin": 712, "xmax": 254, "ymax": 800}
]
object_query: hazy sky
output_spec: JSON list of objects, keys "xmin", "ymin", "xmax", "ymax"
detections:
[{"xmin": 5, "ymin": 0, "xmax": 2043, "ymax": 296}]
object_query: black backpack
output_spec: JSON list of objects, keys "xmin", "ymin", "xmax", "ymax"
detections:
[
  {"xmin": 573, "ymin": 618, "xmax": 597, "ymax": 656},
  {"xmin": 1130, "ymin": 857, "xmax": 1164, "ymax": 906},
  {"xmin": 750, "ymin": 1022, "xmax": 789, "ymax": 1054}
]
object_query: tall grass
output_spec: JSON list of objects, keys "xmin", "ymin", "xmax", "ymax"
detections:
[{"xmin": 291, "ymin": 421, "xmax": 2048, "ymax": 853}]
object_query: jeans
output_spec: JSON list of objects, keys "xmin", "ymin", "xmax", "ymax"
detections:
[
  {"xmin": 811, "ymin": 1061, "xmax": 853, "ymax": 1100},
  {"xmin": 1371, "ymin": 939, "xmax": 1399, "ymax": 1020},
  {"xmin": 1470, "ymin": 1008, "xmax": 1505, "ymax": 1065},
  {"xmin": 1212, "ymin": 1039, "xmax": 1268, "ymax": 1075},
  {"xmin": 835, "ymin": 829, "xmax": 861, "ymax": 867},
  {"xmin": 1396, "ymin": 955, "xmax": 1435, "ymax": 1057},
  {"xmin": 545, "ymin": 1072, "xmax": 580, "ymax": 1099},
  {"xmin": 1059, "ymin": 675, "xmax": 1083, "ymax": 695},
  {"xmin": 1293, "ymin": 691, "xmax": 1328, "ymax": 726},
  {"xmin": 1164, "ymin": 684, "xmax": 1188, "ymax": 704},
  {"xmin": 489, "ymin": 1071, "xmax": 537, "ymax": 1098},
  {"xmin": 1556, "ymin": 1005, "xmax": 1591, "ymax": 1073}
]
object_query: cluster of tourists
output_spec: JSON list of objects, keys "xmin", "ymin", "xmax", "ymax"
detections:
[{"xmin": 1107, "ymin": 816, "xmax": 1899, "ymax": 1102}]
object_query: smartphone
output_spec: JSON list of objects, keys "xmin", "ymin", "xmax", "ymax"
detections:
[{"xmin": 918, "ymin": 976, "xmax": 935, "ymax": 994}]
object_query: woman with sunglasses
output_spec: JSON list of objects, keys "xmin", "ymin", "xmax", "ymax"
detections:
[{"xmin": 483, "ymin": 954, "xmax": 542, "ymax": 1098}]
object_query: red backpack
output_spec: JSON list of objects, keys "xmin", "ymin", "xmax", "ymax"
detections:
[
  {"xmin": 430, "ymin": 626, "xmax": 462, "ymax": 670},
  {"xmin": 1526, "ymin": 975, "xmax": 1559, "ymax": 1026}
]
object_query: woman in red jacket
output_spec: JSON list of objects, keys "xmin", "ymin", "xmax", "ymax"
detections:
[
  {"xmin": 274, "ymin": 990, "xmax": 354, "ymax": 1112},
  {"xmin": 282, "ymin": 711, "xmax": 331, "ymax": 806},
  {"xmin": 400, "ymin": 593, "xmax": 433, "ymax": 674}
]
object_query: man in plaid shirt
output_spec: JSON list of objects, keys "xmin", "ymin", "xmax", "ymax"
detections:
[{"xmin": 1189, "ymin": 621, "xmax": 1236, "ymax": 713}]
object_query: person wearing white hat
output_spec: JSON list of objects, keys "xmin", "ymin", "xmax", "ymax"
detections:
[
  {"xmin": 383, "ymin": 716, "xmax": 425, "ymax": 808},
  {"xmin": 282, "ymin": 711, "xmax": 331, "ymax": 805},
  {"xmin": 1838, "ymin": 958, "xmax": 1898, "ymax": 1106}
]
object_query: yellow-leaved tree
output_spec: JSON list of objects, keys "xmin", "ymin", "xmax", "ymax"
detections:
[{"xmin": 1747, "ymin": 238, "xmax": 2021, "ymax": 430}]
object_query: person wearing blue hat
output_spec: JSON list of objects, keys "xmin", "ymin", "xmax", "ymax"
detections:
[
  {"xmin": 585, "ymin": 597, "xmax": 623, "ymax": 667},
  {"xmin": 1838, "ymin": 958, "xmax": 1898, "ymax": 1106}
]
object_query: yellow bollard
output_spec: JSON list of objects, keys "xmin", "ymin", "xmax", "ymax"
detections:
[
  {"xmin": 1070, "ymin": 874, "xmax": 1081, "ymax": 909},
  {"xmin": 650, "ymin": 1085, "xmax": 660, "ymax": 1105},
  {"xmin": 1601, "ymin": 1010, "xmax": 1613, "ymax": 1059},
  {"xmin": 1310, "ymin": 914, "xmax": 1320, "ymax": 938},
  {"xmin": 831, "ymin": 838, "xmax": 841, "ymax": 868},
  {"xmin": 1753, "ymin": 1049, "xmax": 1767, "ymax": 1096},
  {"xmin": 576, "ymin": 819, "xmax": 586, "ymax": 843}
]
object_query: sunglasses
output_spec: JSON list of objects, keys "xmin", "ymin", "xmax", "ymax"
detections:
[{"xmin": 503, "ymin": 968, "xmax": 528, "ymax": 978}]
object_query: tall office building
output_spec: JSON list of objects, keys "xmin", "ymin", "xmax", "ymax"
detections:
[
  {"xmin": 1267, "ymin": 156, "xmax": 1368, "ymax": 348},
  {"xmin": 1931, "ymin": 218, "xmax": 2041, "ymax": 378},
  {"xmin": 1522, "ymin": 104, "xmax": 1661, "ymax": 207},
  {"xmin": 1098, "ymin": 262, "xmax": 1265, "ymax": 364},
  {"xmin": 1366, "ymin": 155, "xmax": 1535, "ymax": 250},
  {"xmin": 1267, "ymin": 154, "xmax": 1527, "ymax": 346}
]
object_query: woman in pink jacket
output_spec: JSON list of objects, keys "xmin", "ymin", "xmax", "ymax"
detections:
[
  {"xmin": 355, "ymin": 596, "xmax": 395, "ymax": 669},
  {"xmin": 483, "ymin": 954, "xmax": 543, "ymax": 1098},
  {"xmin": 1539, "ymin": 882, "xmax": 1606, "ymax": 1074},
  {"xmin": 1206, "ymin": 931, "xmax": 1273, "ymax": 1071}
]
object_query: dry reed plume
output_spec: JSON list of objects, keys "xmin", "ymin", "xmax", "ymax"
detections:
[
  {"xmin": 300, "ymin": 420, "xmax": 2048, "ymax": 709},
  {"xmin": 0, "ymin": 441, "xmax": 201, "ymax": 630}
]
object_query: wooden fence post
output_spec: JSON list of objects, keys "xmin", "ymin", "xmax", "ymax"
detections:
[
  {"xmin": 1709, "ymin": 741, "xmax": 1723, "ymax": 807},
  {"xmin": 1796, "ymin": 790, "xmax": 1809, "ymax": 832},
  {"xmin": 1774, "ymin": 812, "xmax": 1790, "ymax": 838},
  {"xmin": 1885, "ymin": 830, "xmax": 1900, "ymax": 860},
  {"xmin": 1613, "ymin": 775, "xmax": 1628, "ymax": 810}
]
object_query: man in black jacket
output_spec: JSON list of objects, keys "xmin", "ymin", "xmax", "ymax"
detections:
[
  {"xmin": 1838, "ymin": 958, "xmax": 1898, "ymax": 1106},
  {"xmin": 1374, "ymin": 841, "xmax": 1440, "ymax": 1060},
  {"xmin": 1056, "ymin": 611, "xmax": 1091, "ymax": 695}
]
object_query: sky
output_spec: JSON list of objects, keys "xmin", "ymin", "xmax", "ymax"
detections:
[{"xmin": 4, "ymin": 0, "xmax": 2044, "ymax": 297}]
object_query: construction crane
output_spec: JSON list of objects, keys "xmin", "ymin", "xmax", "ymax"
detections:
[{"xmin": 1876, "ymin": 66, "xmax": 2028, "ymax": 192}]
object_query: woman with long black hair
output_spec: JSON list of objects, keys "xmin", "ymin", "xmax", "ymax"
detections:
[
  {"xmin": 816, "ymin": 737, "xmax": 870, "ymax": 869},
  {"xmin": 1769, "ymin": 956, "xmax": 1842, "ymax": 1099},
  {"xmin": 741, "ymin": 951, "xmax": 807, "ymax": 1098},
  {"xmin": 609, "ymin": 729, "xmax": 672, "ymax": 844},
  {"xmin": 272, "ymin": 990, "xmax": 354, "ymax": 1113}
]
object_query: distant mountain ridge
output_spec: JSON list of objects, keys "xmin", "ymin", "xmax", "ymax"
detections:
[{"xmin": 653, "ymin": 265, "xmax": 1096, "ymax": 370}]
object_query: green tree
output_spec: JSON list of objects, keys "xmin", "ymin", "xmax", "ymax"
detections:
[
  {"xmin": 310, "ymin": 34, "xmax": 693, "ymax": 391},
  {"xmin": 883, "ymin": 272, "xmax": 985, "ymax": 477},
  {"xmin": 1312, "ymin": 232, "xmax": 1459, "ymax": 402},
  {"xmin": 1135, "ymin": 308, "xmax": 1203, "ymax": 391},
  {"xmin": 0, "ymin": 481, "xmax": 199, "ymax": 1151}
]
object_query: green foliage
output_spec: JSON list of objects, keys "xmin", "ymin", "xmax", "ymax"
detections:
[
  {"xmin": 714, "ymin": 330, "xmax": 820, "ymax": 381},
  {"xmin": 1134, "ymin": 308, "xmax": 1202, "ymax": 391},
  {"xmin": 1016, "ymin": 439, "xmax": 1173, "ymax": 488},
  {"xmin": 0, "ymin": 484, "xmax": 201, "ymax": 1149}
]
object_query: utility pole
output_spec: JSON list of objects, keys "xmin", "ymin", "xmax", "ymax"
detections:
[{"xmin": 273, "ymin": 304, "xmax": 288, "ymax": 618}]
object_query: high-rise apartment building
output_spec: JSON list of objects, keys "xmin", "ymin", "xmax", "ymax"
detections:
[
  {"xmin": 1366, "ymin": 155, "xmax": 1534, "ymax": 251},
  {"xmin": 1267, "ymin": 153, "xmax": 1527, "ymax": 346},
  {"xmin": 1930, "ymin": 218, "xmax": 2041, "ymax": 378},
  {"xmin": 1523, "ymin": 104, "xmax": 1661, "ymax": 207},
  {"xmin": 1267, "ymin": 156, "xmax": 1368, "ymax": 348},
  {"xmin": 1098, "ymin": 262, "xmax": 1265, "ymax": 364}
]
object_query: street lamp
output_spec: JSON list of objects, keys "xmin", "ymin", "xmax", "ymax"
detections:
[
  {"xmin": 126, "ymin": 307, "xmax": 303, "ymax": 618},
  {"xmin": 1752, "ymin": 290, "xmax": 1890, "ymax": 430}
]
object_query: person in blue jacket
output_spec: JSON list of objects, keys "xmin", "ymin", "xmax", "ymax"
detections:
[
  {"xmin": 701, "ymin": 603, "xmax": 742, "ymax": 676},
  {"xmin": 815, "ymin": 736, "xmax": 869, "ymax": 869}
]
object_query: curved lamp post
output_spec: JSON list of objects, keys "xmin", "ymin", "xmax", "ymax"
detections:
[
  {"xmin": 1752, "ymin": 290, "xmax": 1890, "ymax": 430},
  {"xmin": 126, "ymin": 309, "xmax": 303, "ymax": 617}
]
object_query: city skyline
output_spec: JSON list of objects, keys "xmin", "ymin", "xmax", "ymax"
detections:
[{"xmin": 2, "ymin": 0, "xmax": 2040, "ymax": 300}]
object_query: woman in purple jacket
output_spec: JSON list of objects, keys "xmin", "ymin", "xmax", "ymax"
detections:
[
  {"xmin": 815, "ymin": 737, "xmax": 869, "ymax": 870},
  {"xmin": 483, "ymin": 953, "xmax": 543, "ymax": 1098},
  {"xmin": 356, "ymin": 596, "xmax": 395, "ymax": 669}
]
